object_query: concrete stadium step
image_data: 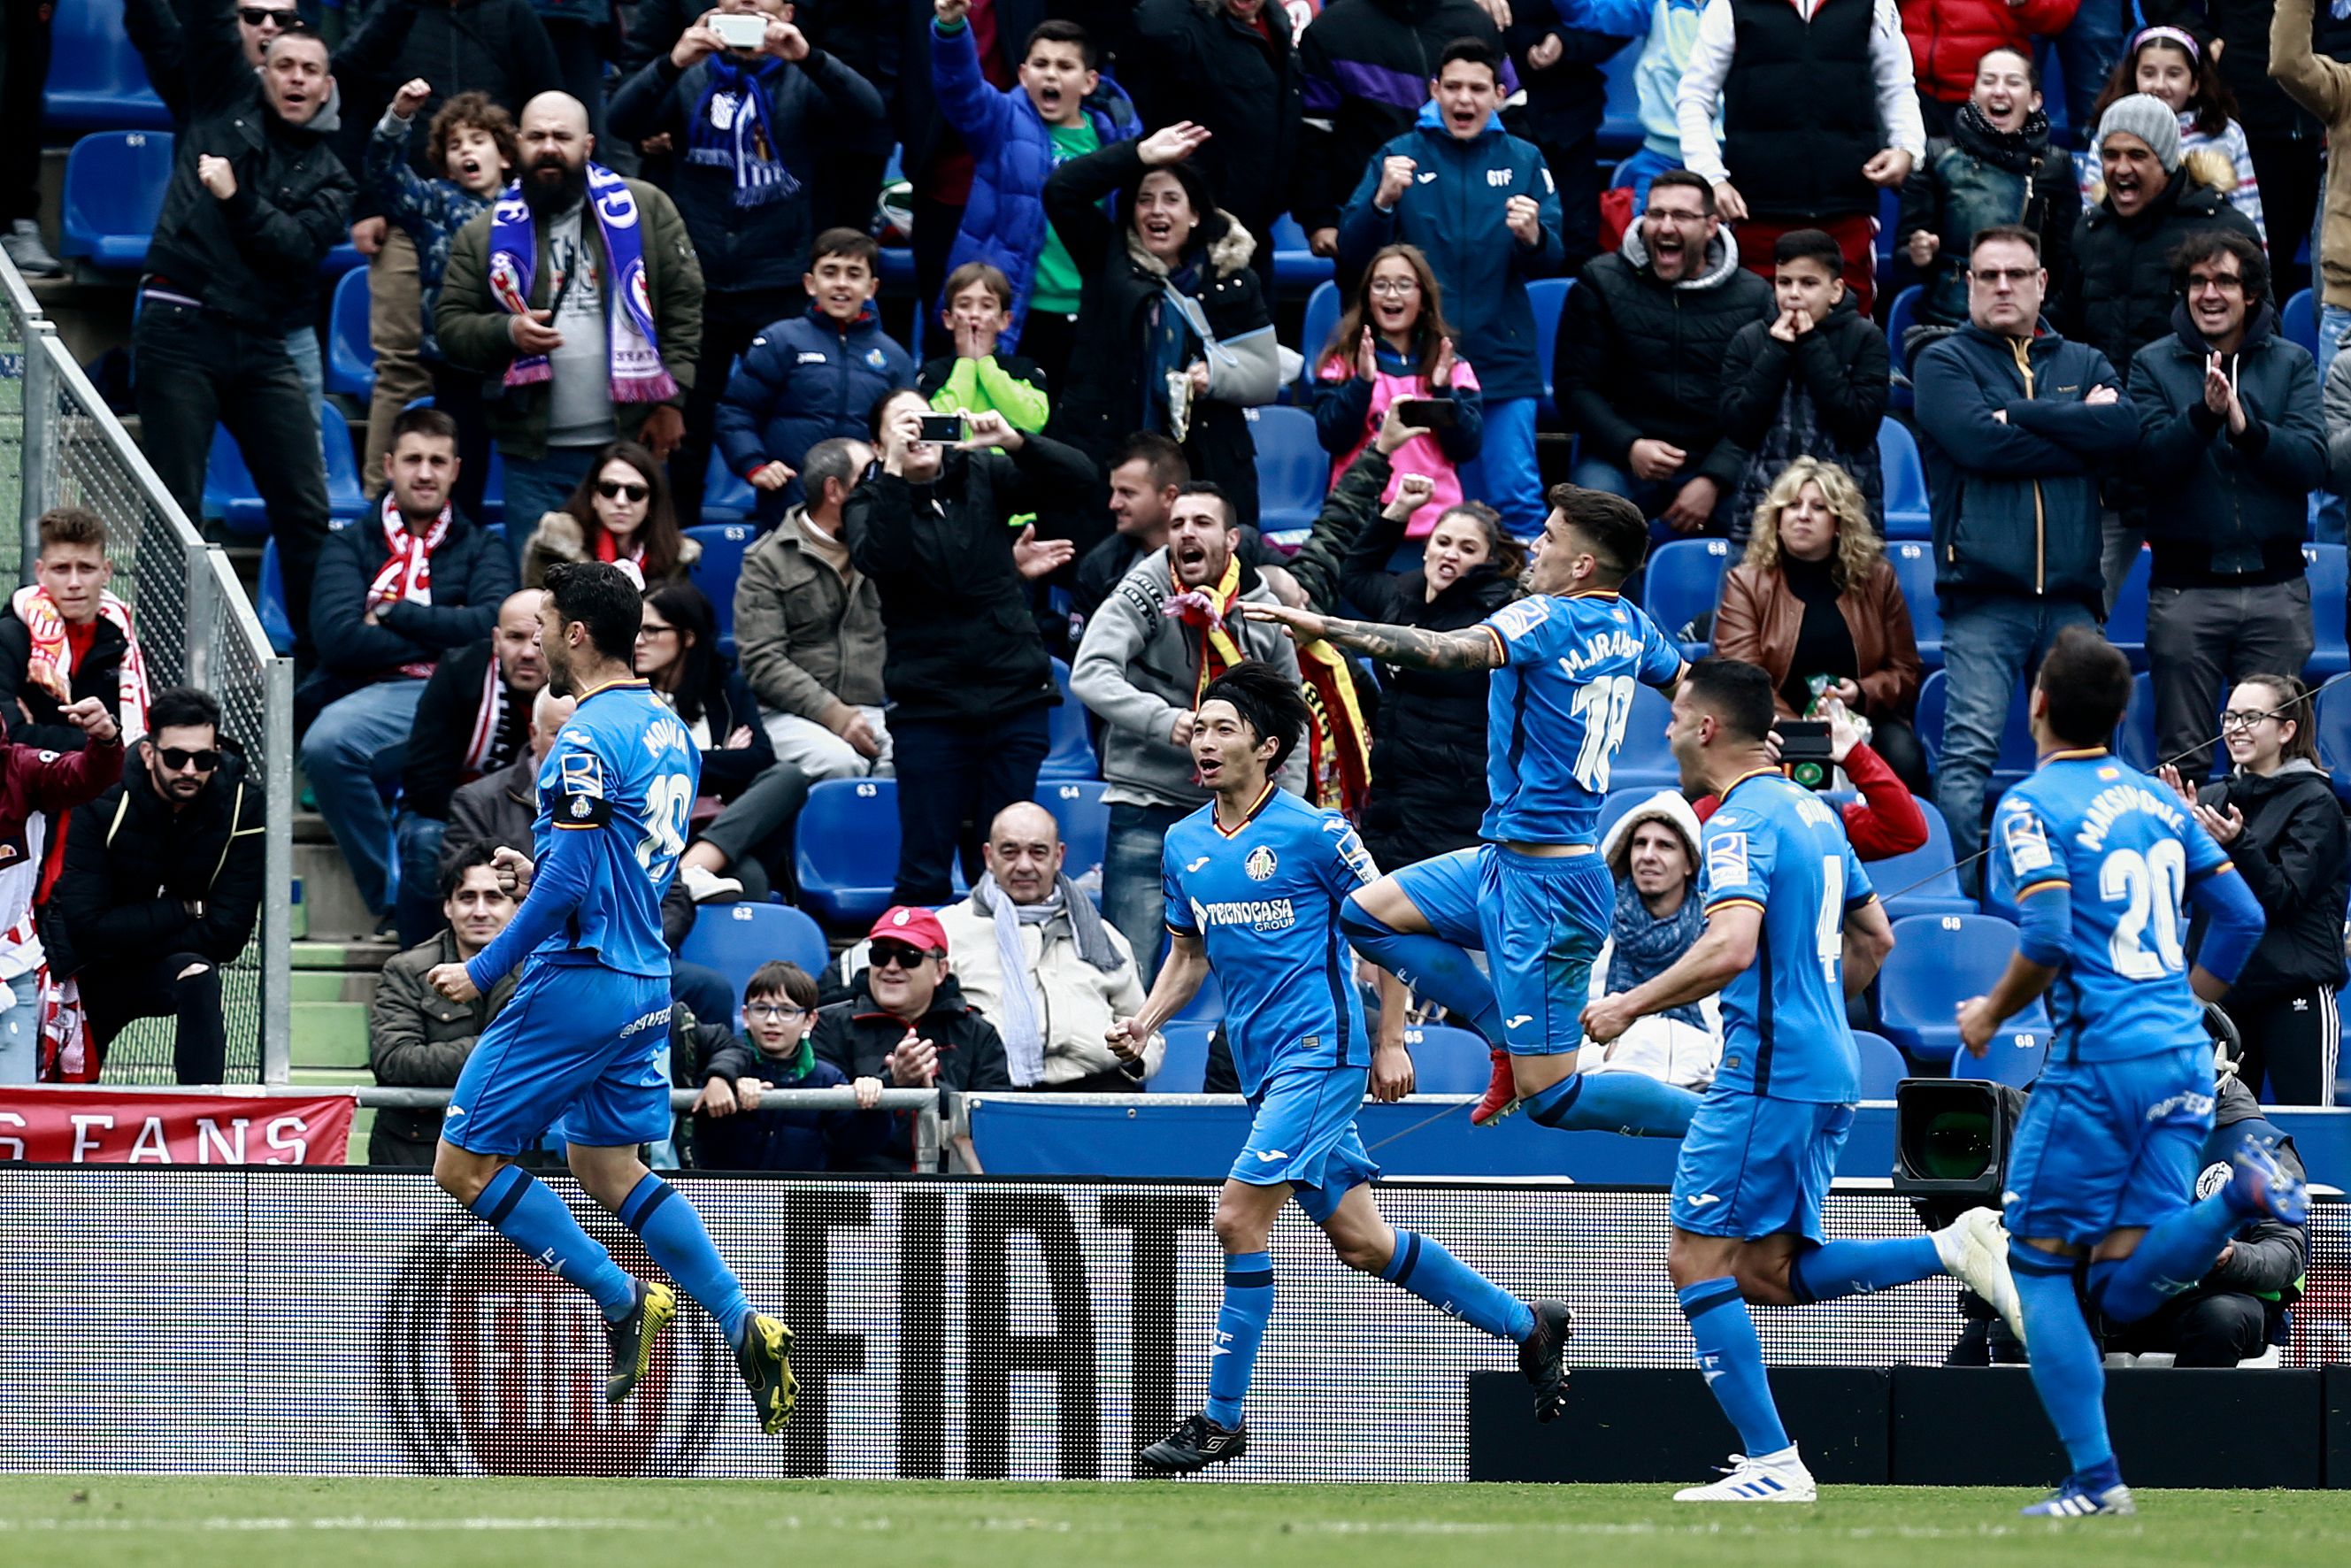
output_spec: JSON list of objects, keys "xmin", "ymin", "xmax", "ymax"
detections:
[{"xmin": 290, "ymin": 999, "xmax": 369, "ymax": 1071}]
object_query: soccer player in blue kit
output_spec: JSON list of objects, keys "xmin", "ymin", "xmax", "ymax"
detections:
[
  {"xmin": 426, "ymin": 563, "xmax": 797, "ymax": 1435},
  {"xmin": 1582, "ymin": 659, "xmax": 2025, "ymax": 1503},
  {"xmin": 1955, "ymin": 629, "xmax": 2302, "ymax": 1517},
  {"xmin": 1107, "ymin": 662, "xmax": 1573, "ymax": 1474},
  {"xmin": 1242, "ymin": 486, "xmax": 1700, "ymax": 1137}
]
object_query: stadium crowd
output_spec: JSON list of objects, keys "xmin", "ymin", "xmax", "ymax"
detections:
[{"xmin": 1, "ymin": 0, "xmax": 2347, "ymax": 1180}]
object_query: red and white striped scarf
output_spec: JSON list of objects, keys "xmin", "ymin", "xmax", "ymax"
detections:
[
  {"xmin": 368, "ymin": 495, "xmax": 453, "ymax": 679},
  {"xmin": 9, "ymin": 583, "xmax": 150, "ymax": 742}
]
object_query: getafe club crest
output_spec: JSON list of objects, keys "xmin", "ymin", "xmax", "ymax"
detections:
[{"xmin": 1244, "ymin": 846, "xmax": 1277, "ymax": 881}]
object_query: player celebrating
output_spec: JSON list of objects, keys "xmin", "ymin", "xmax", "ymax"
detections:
[
  {"xmin": 1582, "ymin": 658, "xmax": 2023, "ymax": 1503},
  {"xmin": 426, "ymin": 563, "xmax": 797, "ymax": 1435},
  {"xmin": 1243, "ymin": 485, "xmax": 1696, "ymax": 1136},
  {"xmin": 1110, "ymin": 661, "xmax": 1572, "ymax": 1475},
  {"xmin": 1957, "ymin": 629, "xmax": 2301, "ymax": 1518}
]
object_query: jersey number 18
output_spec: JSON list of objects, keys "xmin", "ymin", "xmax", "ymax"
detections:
[{"xmin": 1569, "ymin": 676, "xmax": 1637, "ymax": 791}]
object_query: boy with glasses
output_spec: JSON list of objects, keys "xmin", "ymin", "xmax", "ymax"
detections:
[
  {"xmin": 691, "ymin": 960, "xmax": 866, "ymax": 1171},
  {"xmin": 811, "ymin": 906, "xmax": 1012, "ymax": 1172}
]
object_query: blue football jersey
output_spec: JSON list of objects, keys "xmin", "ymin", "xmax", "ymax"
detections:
[
  {"xmin": 1478, "ymin": 590, "xmax": 1684, "ymax": 845},
  {"xmin": 1700, "ymin": 770, "xmax": 1876, "ymax": 1103},
  {"xmin": 1162, "ymin": 787, "xmax": 1379, "ymax": 1096},
  {"xmin": 472, "ymin": 678, "xmax": 698, "ymax": 982},
  {"xmin": 1989, "ymin": 749, "xmax": 2233, "ymax": 1062}
]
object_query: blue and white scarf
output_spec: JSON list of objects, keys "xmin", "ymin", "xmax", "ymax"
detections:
[
  {"xmin": 485, "ymin": 163, "xmax": 678, "ymax": 403},
  {"xmin": 688, "ymin": 55, "xmax": 799, "ymax": 211}
]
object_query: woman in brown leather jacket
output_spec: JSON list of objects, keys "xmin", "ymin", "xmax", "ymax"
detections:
[{"xmin": 1712, "ymin": 457, "xmax": 1928, "ymax": 792}]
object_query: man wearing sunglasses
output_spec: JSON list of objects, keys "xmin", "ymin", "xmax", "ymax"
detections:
[
  {"xmin": 811, "ymin": 905, "xmax": 1011, "ymax": 1172},
  {"xmin": 48, "ymin": 688, "xmax": 263, "ymax": 1086}
]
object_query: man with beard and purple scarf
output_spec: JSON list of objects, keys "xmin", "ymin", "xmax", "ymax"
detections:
[{"xmin": 437, "ymin": 92, "xmax": 704, "ymax": 556}]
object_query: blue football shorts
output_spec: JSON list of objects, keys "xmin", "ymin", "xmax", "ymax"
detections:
[
  {"xmin": 443, "ymin": 961, "xmax": 675, "ymax": 1157},
  {"xmin": 1671, "ymin": 1086, "xmax": 1854, "ymax": 1242},
  {"xmin": 1232, "ymin": 1064, "xmax": 1381, "ymax": 1224},
  {"xmin": 2003, "ymin": 1040, "xmax": 2215, "ymax": 1247},
  {"xmin": 1387, "ymin": 842, "xmax": 1610, "ymax": 1057}
]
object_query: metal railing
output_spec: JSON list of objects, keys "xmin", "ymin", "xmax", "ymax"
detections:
[{"xmin": 0, "ymin": 255, "xmax": 293, "ymax": 1085}]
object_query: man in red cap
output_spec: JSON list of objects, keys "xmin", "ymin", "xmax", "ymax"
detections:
[{"xmin": 811, "ymin": 903, "xmax": 1013, "ymax": 1171}]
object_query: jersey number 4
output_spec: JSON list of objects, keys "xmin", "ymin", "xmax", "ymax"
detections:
[
  {"xmin": 636, "ymin": 771, "xmax": 693, "ymax": 880},
  {"xmin": 1569, "ymin": 676, "xmax": 1637, "ymax": 791},
  {"xmin": 2101, "ymin": 842, "xmax": 2186, "ymax": 978}
]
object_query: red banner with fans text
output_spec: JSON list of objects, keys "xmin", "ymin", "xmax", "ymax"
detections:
[{"xmin": 0, "ymin": 1089, "xmax": 355, "ymax": 1164}]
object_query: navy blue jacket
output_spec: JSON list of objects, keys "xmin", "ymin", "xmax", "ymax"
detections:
[
  {"xmin": 931, "ymin": 17, "xmax": 1140, "ymax": 346},
  {"xmin": 1336, "ymin": 102, "xmax": 1565, "ymax": 401},
  {"xmin": 1912, "ymin": 322, "xmax": 2139, "ymax": 612},
  {"xmin": 302, "ymin": 511, "xmax": 516, "ymax": 711},
  {"xmin": 714, "ymin": 302, "xmax": 916, "ymax": 523},
  {"xmin": 608, "ymin": 47, "xmax": 887, "ymax": 294}
]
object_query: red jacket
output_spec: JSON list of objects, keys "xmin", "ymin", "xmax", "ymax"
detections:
[
  {"xmin": 0, "ymin": 734, "xmax": 124, "ymax": 970},
  {"xmin": 1899, "ymin": 0, "xmax": 2080, "ymax": 105},
  {"xmin": 1693, "ymin": 742, "xmax": 1927, "ymax": 861}
]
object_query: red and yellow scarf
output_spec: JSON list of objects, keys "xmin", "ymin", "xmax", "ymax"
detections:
[{"xmin": 1165, "ymin": 555, "xmax": 1371, "ymax": 817}]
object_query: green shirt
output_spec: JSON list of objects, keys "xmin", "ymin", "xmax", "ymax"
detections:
[{"xmin": 1029, "ymin": 121, "xmax": 1101, "ymax": 314}]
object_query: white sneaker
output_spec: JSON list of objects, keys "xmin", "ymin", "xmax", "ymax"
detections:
[
  {"xmin": 3, "ymin": 220, "xmax": 61, "ymax": 277},
  {"xmin": 1672, "ymin": 1444, "xmax": 1817, "ymax": 1503},
  {"xmin": 680, "ymin": 864, "xmax": 744, "ymax": 903},
  {"xmin": 1933, "ymin": 1205, "xmax": 2027, "ymax": 1349}
]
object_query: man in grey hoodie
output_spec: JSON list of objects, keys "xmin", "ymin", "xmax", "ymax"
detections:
[{"xmin": 1071, "ymin": 481, "xmax": 1306, "ymax": 978}]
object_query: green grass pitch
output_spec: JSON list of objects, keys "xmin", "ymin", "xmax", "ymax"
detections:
[{"xmin": 1, "ymin": 1479, "xmax": 2344, "ymax": 1568}]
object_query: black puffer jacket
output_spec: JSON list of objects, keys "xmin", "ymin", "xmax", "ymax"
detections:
[
  {"xmin": 1556, "ymin": 225, "xmax": 1774, "ymax": 484},
  {"xmin": 0, "ymin": 611, "xmax": 131, "ymax": 753},
  {"xmin": 2129, "ymin": 299, "xmax": 2327, "ymax": 588},
  {"xmin": 142, "ymin": 0, "xmax": 354, "ymax": 333},
  {"xmin": 299, "ymin": 511, "xmax": 517, "ymax": 722},
  {"xmin": 1717, "ymin": 289, "xmax": 1890, "ymax": 534},
  {"xmin": 2194, "ymin": 761, "xmax": 2351, "ymax": 1002},
  {"xmin": 1340, "ymin": 496, "xmax": 1514, "ymax": 871},
  {"xmin": 1126, "ymin": 0, "xmax": 1304, "ymax": 248},
  {"xmin": 48, "ymin": 745, "xmax": 265, "ymax": 981},
  {"xmin": 1044, "ymin": 140, "xmax": 1277, "ymax": 525},
  {"xmin": 811, "ymin": 972, "xmax": 1014, "ymax": 1172},
  {"xmin": 2055, "ymin": 173, "xmax": 2262, "ymax": 383},
  {"xmin": 843, "ymin": 437, "xmax": 1098, "ymax": 724}
]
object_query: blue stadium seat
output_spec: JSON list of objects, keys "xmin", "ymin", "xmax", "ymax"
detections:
[
  {"xmin": 326, "ymin": 267, "xmax": 374, "ymax": 402},
  {"xmin": 1879, "ymin": 418, "xmax": 1931, "ymax": 540},
  {"xmin": 1916, "ymin": 670, "xmax": 2036, "ymax": 793},
  {"xmin": 1248, "ymin": 404, "xmax": 1326, "ymax": 544},
  {"xmin": 1611, "ymin": 681, "xmax": 1681, "ymax": 791},
  {"xmin": 1887, "ymin": 541, "xmax": 1942, "ymax": 668},
  {"xmin": 1878, "ymin": 913, "xmax": 2047, "ymax": 1063},
  {"xmin": 59, "ymin": 131, "xmax": 174, "ymax": 271},
  {"xmin": 1868, "ymin": 795, "xmax": 1979, "ymax": 921},
  {"xmin": 257, "ymin": 538, "xmax": 296, "ymax": 656},
  {"xmin": 794, "ymin": 778, "xmax": 900, "ymax": 926},
  {"xmin": 318, "ymin": 404, "xmax": 370, "ymax": 525},
  {"xmin": 2306, "ymin": 543, "xmax": 2347, "ymax": 679},
  {"xmin": 44, "ymin": 0, "xmax": 173, "ymax": 131},
  {"xmin": 207, "ymin": 404, "xmax": 369, "ymax": 533},
  {"xmin": 686, "ymin": 522, "xmax": 757, "ymax": 658},
  {"xmin": 2316, "ymin": 678, "xmax": 2351, "ymax": 802},
  {"xmin": 1953, "ymin": 1029, "xmax": 2048, "ymax": 1088},
  {"xmin": 319, "ymin": 242, "xmax": 367, "ymax": 280},
  {"xmin": 2118, "ymin": 671, "xmax": 2162, "ymax": 772},
  {"xmin": 1041, "ymin": 778, "xmax": 1110, "ymax": 890},
  {"xmin": 1530, "ymin": 276, "xmax": 1572, "ymax": 423},
  {"xmin": 1406, "ymin": 1025, "xmax": 1497, "ymax": 1094},
  {"xmin": 1854, "ymin": 1030, "xmax": 1908, "ymax": 1099},
  {"xmin": 1270, "ymin": 211, "xmax": 1333, "ymax": 293},
  {"xmin": 481, "ymin": 448, "xmax": 507, "ymax": 527},
  {"xmin": 2107, "ymin": 548, "xmax": 2152, "ymax": 670},
  {"xmin": 1640, "ymin": 536, "xmax": 1733, "ymax": 656},
  {"xmin": 1609, "ymin": 158, "xmax": 1642, "ymax": 190},
  {"xmin": 2285, "ymin": 288, "xmax": 2318, "ymax": 358},
  {"xmin": 1597, "ymin": 40, "xmax": 1642, "ymax": 156},
  {"xmin": 700, "ymin": 446, "xmax": 756, "ymax": 525},
  {"xmin": 680, "ymin": 903, "xmax": 831, "ymax": 1008},
  {"xmin": 1886, "ymin": 286, "xmax": 1924, "ymax": 381},
  {"xmin": 1298, "ymin": 280, "xmax": 1341, "ymax": 391},
  {"xmin": 1151, "ymin": 1020, "xmax": 1216, "ymax": 1093},
  {"xmin": 1040, "ymin": 657, "xmax": 1100, "ymax": 782}
]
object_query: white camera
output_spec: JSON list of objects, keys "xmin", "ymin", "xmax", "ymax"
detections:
[{"xmin": 710, "ymin": 13, "xmax": 765, "ymax": 50}]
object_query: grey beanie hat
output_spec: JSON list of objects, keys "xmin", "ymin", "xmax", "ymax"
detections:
[{"xmin": 2097, "ymin": 93, "xmax": 2182, "ymax": 173}]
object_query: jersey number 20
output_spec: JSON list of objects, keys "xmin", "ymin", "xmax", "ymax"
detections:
[
  {"xmin": 2101, "ymin": 842, "xmax": 2186, "ymax": 978},
  {"xmin": 637, "ymin": 772, "xmax": 693, "ymax": 880},
  {"xmin": 1569, "ymin": 676, "xmax": 1637, "ymax": 791}
]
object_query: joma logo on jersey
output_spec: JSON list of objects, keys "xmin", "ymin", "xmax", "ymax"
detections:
[
  {"xmin": 1244, "ymin": 846, "xmax": 1278, "ymax": 881},
  {"xmin": 1197, "ymin": 897, "xmax": 1296, "ymax": 932}
]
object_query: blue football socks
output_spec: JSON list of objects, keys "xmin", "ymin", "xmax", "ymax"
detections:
[
  {"xmin": 1678, "ymin": 1278, "xmax": 1790, "ymax": 1457},
  {"xmin": 2010, "ymin": 1242, "xmax": 2115, "ymax": 1472},
  {"xmin": 1204, "ymin": 1251, "xmax": 1275, "ymax": 1427},
  {"xmin": 1380, "ymin": 1231, "xmax": 1538, "ymax": 1341},
  {"xmin": 1522, "ymin": 1070, "xmax": 1698, "ymax": 1139},
  {"xmin": 471, "ymin": 1164, "xmax": 636, "ymax": 1320},
  {"xmin": 1338, "ymin": 902, "xmax": 1504, "ymax": 1045},
  {"xmin": 618, "ymin": 1173, "xmax": 754, "ymax": 1348},
  {"xmin": 1787, "ymin": 1235, "xmax": 1944, "ymax": 1303},
  {"xmin": 2086, "ymin": 1194, "xmax": 2241, "ymax": 1326}
]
